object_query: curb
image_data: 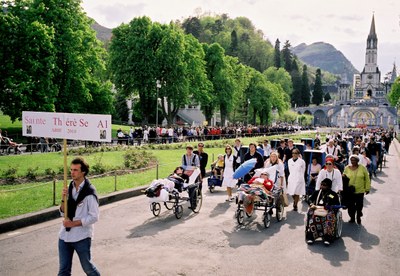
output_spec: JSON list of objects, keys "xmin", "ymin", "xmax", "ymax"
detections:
[{"xmin": 0, "ymin": 185, "xmax": 146, "ymax": 234}]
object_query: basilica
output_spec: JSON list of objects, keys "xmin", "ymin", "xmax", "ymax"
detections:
[{"xmin": 296, "ymin": 14, "xmax": 398, "ymax": 129}]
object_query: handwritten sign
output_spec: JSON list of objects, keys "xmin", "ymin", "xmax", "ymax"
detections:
[{"xmin": 22, "ymin": 111, "xmax": 112, "ymax": 142}]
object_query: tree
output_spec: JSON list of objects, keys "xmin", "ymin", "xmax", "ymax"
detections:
[
  {"xmin": 181, "ymin": 16, "xmax": 202, "ymax": 39},
  {"xmin": 202, "ymin": 43, "xmax": 234, "ymax": 126},
  {"xmin": 109, "ymin": 17, "xmax": 157, "ymax": 124},
  {"xmin": 0, "ymin": 0, "xmax": 56, "ymax": 121},
  {"xmin": 31, "ymin": 0, "xmax": 113, "ymax": 115},
  {"xmin": 290, "ymin": 59, "xmax": 302, "ymax": 107},
  {"xmin": 274, "ymin": 39, "xmax": 281, "ymax": 68},
  {"xmin": 281, "ymin": 40, "xmax": 292, "ymax": 72},
  {"xmin": 388, "ymin": 77, "xmax": 400, "ymax": 107},
  {"xmin": 312, "ymin": 69, "xmax": 324, "ymax": 105},
  {"xmin": 227, "ymin": 30, "xmax": 238, "ymax": 57},
  {"xmin": 263, "ymin": 66, "xmax": 293, "ymax": 96},
  {"xmin": 301, "ymin": 64, "xmax": 311, "ymax": 106},
  {"xmin": 324, "ymin": 92, "xmax": 331, "ymax": 102}
]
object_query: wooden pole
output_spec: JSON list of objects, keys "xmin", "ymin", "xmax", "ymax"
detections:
[{"xmin": 63, "ymin": 139, "xmax": 68, "ymax": 219}]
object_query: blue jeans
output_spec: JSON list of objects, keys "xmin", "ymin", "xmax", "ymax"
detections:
[
  {"xmin": 58, "ymin": 238, "xmax": 100, "ymax": 276},
  {"xmin": 370, "ymin": 155, "xmax": 377, "ymax": 173}
]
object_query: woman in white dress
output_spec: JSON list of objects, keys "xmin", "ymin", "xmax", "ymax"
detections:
[
  {"xmin": 264, "ymin": 151, "xmax": 284, "ymax": 189},
  {"xmin": 222, "ymin": 145, "xmax": 237, "ymax": 202},
  {"xmin": 287, "ymin": 148, "xmax": 306, "ymax": 211}
]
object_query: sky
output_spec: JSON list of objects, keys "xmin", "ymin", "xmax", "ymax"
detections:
[{"xmin": 82, "ymin": 0, "xmax": 400, "ymax": 77}]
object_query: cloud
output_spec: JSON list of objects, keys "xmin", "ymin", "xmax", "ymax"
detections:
[{"xmin": 94, "ymin": 3, "xmax": 147, "ymax": 26}]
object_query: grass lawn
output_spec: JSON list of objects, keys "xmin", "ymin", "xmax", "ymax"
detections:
[{"xmin": 0, "ymin": 130, "xmax": 320, "ymax": 219}]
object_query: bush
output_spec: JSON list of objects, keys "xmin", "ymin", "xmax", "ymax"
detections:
[
  {"xmin": 3, "ymin": 166, "xmax": 18, "ymax": 182},
  {"xmin": 91, "ymin": 153, "xmax": 108, "ymax": 174},
  {"xmin": 26, "ymin": 166, "xmax": 39, "ymax": 180},
  {"xmin": 45, "ymin": 168, "xmax": 57, "ymax": 178},
  {"xmin": 123, "ymin": 149, "xmax": 156, "ymax": 170}
]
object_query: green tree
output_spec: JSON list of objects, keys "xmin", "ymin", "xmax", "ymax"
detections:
[
  {"xmin": 312, "ymin": 68, "xmax": 324, "ymax": 105},
  {"xmin": 0, "ymin": 0, "xmax": 56, "ymax": 121},
  {"xmin": 109, "ymin": 17, "xmax": 158, "ymax": 124},
  {"xmin": 290, "ymin": 59, "xmax": 302, "ymax": 107},
  {"xmin": 281, "ymin": 40, "xmax": 292, "ymax": 72},
  {"xmin": 181, "ymin": 16, "xmax": 202, "ymax": 39},
  {"xmin": 274, "ymin": 39, "xmax": 281, "ymax": 68},
  {"xmin": 202, "ymin": 43, "xmax": 234, "ymax": 126},
  {"xmin": 228, "ymin": 30, "xmax": 238, "ymax": 57},
  {"xmin": 31, "ymin": 0, "xmax": 112, "ymax": 114},
  {"xmin": 301, "ymin": 64, "xmax": 311, "ymax": 106},
  {"xmin": 263, "ymin": 67, "xmax": 293, "ymax": 96},
  {"xmin": 324, "ymin": 92, "xmax": 331, "ymax": 102},
  {"xmin": 388, "ymin": 77, "xmax": 400, "ymax": 107}
]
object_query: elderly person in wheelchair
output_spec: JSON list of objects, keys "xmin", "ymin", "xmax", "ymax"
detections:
[{"xmin": 305, "ymin": 178, "xmax": 341, "ymax": 246}]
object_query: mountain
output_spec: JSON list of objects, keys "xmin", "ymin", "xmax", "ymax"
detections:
[
  {"xmin": 91, "ymin": 20, "xmax": 112, "ymax": 43},
  {"xmin": 292, "ymin": 42, "xmax": 358, "ymax": 83}
]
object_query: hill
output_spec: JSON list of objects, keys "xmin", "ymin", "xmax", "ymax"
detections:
[
  {"xmin": 91, "ymin": 20, "xmax": 112, "ymax": 43},
  {"xmin": 292, "ymin": 42, "xmax": 358, "ymax": 83}
]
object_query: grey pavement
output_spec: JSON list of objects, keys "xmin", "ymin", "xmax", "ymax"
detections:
[{"xmin": 0, "ymin": 139, "xmax": 400, "ymax": 275}]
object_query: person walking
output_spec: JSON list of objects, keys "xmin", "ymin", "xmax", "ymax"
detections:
[
  {"xmin": 222, "ymin": 145, "xmax": 237, "ymax": 202},
  {"xmin": 287, "ymin": 148, "xmax": 306, "ymax": 211},
  {"xmin": 343, "ymin": 154, "xmax": 371, "ymax": 224},
  {"xmin": 193, "ymin": 142, "xmax": 208, "ymax": 179},
  {"xmin": 58, "ymin": 157, "xmax": 100, "ymax": 276}
]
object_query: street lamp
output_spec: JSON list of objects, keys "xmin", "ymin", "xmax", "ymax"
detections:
[{"xmin": 156, "ymin": 80, "xmax": 161, "ymax": 127}]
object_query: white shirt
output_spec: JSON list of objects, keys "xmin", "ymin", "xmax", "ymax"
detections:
[
  {"xmin": 263, "ymin": 144, "xmax": 272, "ymax": 157},
  {"xmin": 59, "ymin": 180, "xmax": 99, "ymax": 243},
  {"xmin": 315, "ymin": 168, "xmax": 343, "ymax": 192}
]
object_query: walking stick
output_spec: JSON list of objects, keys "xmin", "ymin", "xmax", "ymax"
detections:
[{"xmin": 63, "ymin": 139, "xmax": 68, "ymax": 219}]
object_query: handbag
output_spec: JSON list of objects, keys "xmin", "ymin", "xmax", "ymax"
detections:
[
  {"xmin": 280, "ymin": 192, "xmax": 289, "ymax": 207},
  {"xmin": 314, "ymin": 207, "xmax": 328, "ymax": 217}
]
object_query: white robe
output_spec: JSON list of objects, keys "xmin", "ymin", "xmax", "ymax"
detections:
[
  {"xmin": 222, "ymin": 154, "xmax": 237, "ymax": 188},
  {"xmin": 287, "ymin": 158, "xmax": 306, "ymax": 196},
  {"xmin": 315, "ymin": 168, "xmax": 343, "ymax": 192}
]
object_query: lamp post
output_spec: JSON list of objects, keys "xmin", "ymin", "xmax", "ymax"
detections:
[{"xmin": 156, "ymin": 80, "xmax": 161, "ymax": 127}]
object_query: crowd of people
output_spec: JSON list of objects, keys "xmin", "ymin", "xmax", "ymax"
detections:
[{"xmin": 114, "ymin": 124, "xmax": 306, "ymax": 145}]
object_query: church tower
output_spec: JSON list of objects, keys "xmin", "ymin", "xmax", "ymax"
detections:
[{"xmin": 353, "ymin": 14, "xmax": 385, "ymax": 100}]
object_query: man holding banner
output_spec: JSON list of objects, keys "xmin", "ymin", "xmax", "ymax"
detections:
[{"xmin": 58, "ymin": 157, "xmax": 100, "ymax": 276}]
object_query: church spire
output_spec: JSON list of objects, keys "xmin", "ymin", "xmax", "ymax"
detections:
[
  {"xmin": 390, "ymin": 62, "xmax": 397, "ymax": 83},
  {"xmin": 368, "ymin": 14, "xmax": 377, "ymax": 40}
]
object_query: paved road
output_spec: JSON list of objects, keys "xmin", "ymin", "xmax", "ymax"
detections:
[{"xmin": 1, "ymin": 140, "xmax": 400, "ymax": 276}]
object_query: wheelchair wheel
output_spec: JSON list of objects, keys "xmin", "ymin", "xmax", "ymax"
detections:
[
  {"xmin": 276, "ymin": 201, "xmax": 284, "ymax": 222},
  {"xmin": 174, "ymin": 205, "xmax": 183, "ymax": 219},
  {"xmin": 335, "ymin": 210, "xmax": 343, "ymax": 238},
  {"xmin": 192, "ymin": 189, "xmax": 203, "ymax": 213},
  {"xmin": 209, "ymin": 185, "xmax": 215, "ymax": 193},
  {"xmin": 236, "ymin": 209, "xmax": 245, "ymax": 225},
  {"xmin": 164, "ymin": 201, "xmax": 174, "ymax": 210},
  {"xmin": 151, "ymin": 202, "xmax": 161, "ymax": 217},
  {"xmin": 263, "ymin": 213, "xmax": 271, "ymax": 228}
]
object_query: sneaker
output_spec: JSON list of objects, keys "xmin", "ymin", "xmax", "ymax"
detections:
[
  {"xmin": 293, "ymin": 206, "xmax": 298, "ymax": 212},
  {"xmin": 357, "ymin": 218, "xmax": 362, "ymax": 224},
  {"xmin": 374, "ymin": 172, "xmax": 377, "ymax": 177},
  {"xmin": 307, "ymin": 240, "xmax": 314, "ymax": 245},
  {"xmin": 324, "ymin": 241, "xmax": 330, "ymax": 246}
]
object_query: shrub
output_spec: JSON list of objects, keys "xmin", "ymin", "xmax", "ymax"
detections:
[
  {"xmin": 123, "ymin": 149, "xmax": 156, "ymax": 170},
  {"xmin": 3, "ymin": 166, "xmax": 18, "ymax": 182},
  {"xmin": 91, "ymin": 153, "xmax": 108, "ymax": 174},
  {"xmin": 26, "ymin": 167, "xmax": 39, "ymax": 180},
  {"xmin": 45, "ymin": 168, "xmax": 57, "ymax": 178}
]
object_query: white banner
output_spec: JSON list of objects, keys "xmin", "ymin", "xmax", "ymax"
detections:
[{"xmin": 22, "ymin": 111, "xmax": 112, "ymax": 142}]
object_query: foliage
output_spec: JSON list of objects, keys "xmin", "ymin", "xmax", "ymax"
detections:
[
  {"xmin": 181, "ymin": 14, "xmax": 274, "ymax": 72},
  {"xmin": 290, "ymin": 59, "xmax": 302, "ymax": 107},
  {"xmin": 324, "ymin": 92, "xmax": 332, "ymax": 102},
  {"xmin": 123, "ymin": 150, "xmax": 156, "ymax": 170},
  {"xmin": 312, "ymin": 68, "xmax": 324, "ymax": 105},
  {"xmin": 301, "ymin": 64, "xmax": 311, "ymax": 106},
  {"xmin": 2, "ymin": 166, "xmax": 18, "ymax": 182},
  {"xmin": 91, "ymin": 153, "xmax": 108, "ymax": 174},
  {"xmin": 274, "ymin": 39, "xmax": 281, "ymax": 68},
  {"xmin": 281, "ymin": 40, "xmax": 292, "ymax": 72},
  {"xmin": 279, "ymin": 110, "xmax": 298, "ymax": 124},
  {"xmin": 0, "ymin": 0, "xmax": 113, "ymax": 121},
  {"xmin": 388, "ymin": 77, "xmax": 400, "ymax": 107},
  {"xmin": 26, "ymin": 166, "xmax": 39, "ymax": 180}
]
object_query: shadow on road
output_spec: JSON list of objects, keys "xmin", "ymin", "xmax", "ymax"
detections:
[
  {"xmin": 126, "ymin": 208, "xmax": 198, "ymax": 239},
  {"xmin": 343, "ymin": 223, "xmax": 380, "ymax": 250},
  {"xmin": 222, "ymin": 212, "xmax": 286, "ymax": 248},
  {"xmin": 209, "ymin": 202, "xmax": 231, "ymax": 218},
  {"xmin": 307, "ymin": 238, "xmax": 349, "ymax": 267}
]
